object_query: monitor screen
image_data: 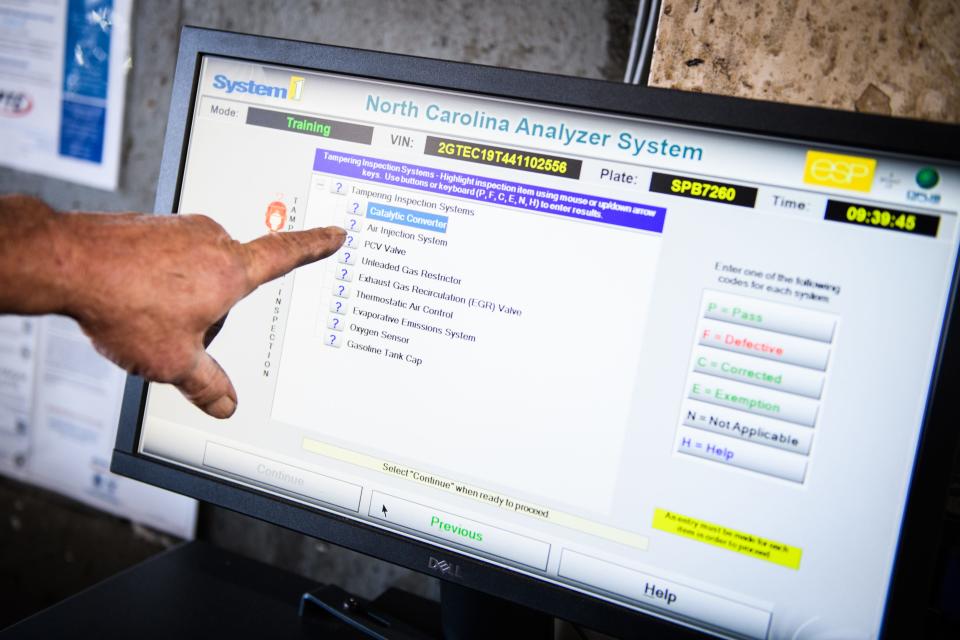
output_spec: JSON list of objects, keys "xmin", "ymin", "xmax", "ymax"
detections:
[{"xmin": 133, "ymin": 50, "xmax": 958, "ymax": 639}]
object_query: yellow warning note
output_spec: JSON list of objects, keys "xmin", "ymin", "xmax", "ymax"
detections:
[{"xmin": 653, "ymin": 508, "xmax": 802, "ymax": 570}]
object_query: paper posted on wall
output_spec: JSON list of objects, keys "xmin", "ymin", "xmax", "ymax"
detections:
[
  {"xmin": 0, "ymin": 316, "xmax": 37, "ymax": 478},
  {"xmin": 0, "ymin": 314, "xmax": 197, "ymax": 539},
  {"xmin": 0, "ymin": 0, "xmax": 132, "ymax": 190}
]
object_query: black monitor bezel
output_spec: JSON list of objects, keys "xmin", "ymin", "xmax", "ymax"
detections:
[{"xmin": 112, "ymin": 26, "xmax": 960, "ymax": 639}]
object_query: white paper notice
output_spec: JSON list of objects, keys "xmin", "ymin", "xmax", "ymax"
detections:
[
  {"xmin": 0, "ymin": 316, "xmax": 38, "ymax": 478},
  {"xmin": 0, "ymin": 0, "xmax": 132, "ymax": 190},
  {"xmin": 0, "ymin": 315, "xmax": 197, "ymax": 539}
]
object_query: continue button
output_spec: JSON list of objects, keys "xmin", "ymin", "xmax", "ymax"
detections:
[
  {"xmin": 369, "ymin": 491, "xmax": 550, "ymax": 571},
  {"xmin": 559, "ymin": 550, "xmax": 771, "ymax": 639},
  {"xmin": 203, "ymin": 442, "xmax": 362, "ymax": 512}
]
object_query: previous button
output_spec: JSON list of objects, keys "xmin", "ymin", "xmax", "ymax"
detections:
[{"xmin": 368, "ymin": 491, "xmax": 550, "ymax": 571}]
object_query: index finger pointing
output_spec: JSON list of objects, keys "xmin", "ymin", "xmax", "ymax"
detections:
[{"xmin": 241, "ymin": 226, "xmax": 346, "ymax": 289}]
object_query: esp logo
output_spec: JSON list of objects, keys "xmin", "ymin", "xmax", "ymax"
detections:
[{"xmin": 803, "ymin": 150, "xmax": 876, "ymax": 192}]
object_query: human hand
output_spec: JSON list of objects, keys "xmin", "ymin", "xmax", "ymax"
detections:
[{"xmin": 57, "ymin": 211, "xmax": 344, "ymax": 418}]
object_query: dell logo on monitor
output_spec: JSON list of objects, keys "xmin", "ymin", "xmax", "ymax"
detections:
[
  {"xmin": 428, "ymin": 557, "xmax": 463, "ymax": 578},
  {"xmin": 212, "ymin": 73, "xmax": 304, "ymax": 100}
]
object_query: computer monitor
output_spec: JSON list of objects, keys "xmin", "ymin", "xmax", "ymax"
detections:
[{"xmin": 113, "ymin": 26, "xmax": 960, "ymax": 639}]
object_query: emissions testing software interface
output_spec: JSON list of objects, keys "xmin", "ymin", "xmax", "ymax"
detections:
[{"xmin": 140, "ymin": 56, "xmax": 959, "ymax": 639}]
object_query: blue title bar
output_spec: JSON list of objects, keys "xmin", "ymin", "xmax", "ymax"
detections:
[{"xmin": 315, "ymin": 149, "xmax": 666, "ymax": 233}]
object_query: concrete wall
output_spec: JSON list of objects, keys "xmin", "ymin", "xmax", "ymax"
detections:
[{"xmin": 649, "ymin": 0, "xmax": 960, "ymax": 123}]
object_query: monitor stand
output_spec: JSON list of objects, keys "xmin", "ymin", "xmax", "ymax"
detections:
[{"xmin": 300, "ymin": 580, "xmax": 554, "ymax": 639}]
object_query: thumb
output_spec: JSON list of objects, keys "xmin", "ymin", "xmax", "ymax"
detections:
[
  {"xmin": 241, "ymin": 225, "xmax": 346, "ymax": 290},
  {"xmin": 175, "ymin": 350, "xmax": 238, "ymax": 419}
]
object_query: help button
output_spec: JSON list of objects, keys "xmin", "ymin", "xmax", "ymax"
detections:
[{"xmin": 644, "ymin": 581, "xmax": 678, "ymax": 606}]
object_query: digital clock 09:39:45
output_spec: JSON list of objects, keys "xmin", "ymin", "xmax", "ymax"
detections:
[{"xmin": 824, "ymin": 199, "xmax": 939, "ymax": 237}]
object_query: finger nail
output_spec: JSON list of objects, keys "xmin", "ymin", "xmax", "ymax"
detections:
[
  {"xmin": 206, "ymin": 395, "xmax": 237, "ymax": 419},
  {"xmin": 329, "ymin": 226, "xmax": 347, "ymax": 238}
]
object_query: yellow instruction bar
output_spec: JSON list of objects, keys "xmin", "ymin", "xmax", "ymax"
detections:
[
  {"xmin": 653, "ymin": 508, "xmax": 801, "ymax": 569},
  {"xmin": 302, "ymin": 437, "xmax": 648, "ymax": 550}
]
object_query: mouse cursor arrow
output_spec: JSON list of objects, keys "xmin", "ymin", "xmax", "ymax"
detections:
[{"xmin": 381, "ymin": 504, "xmax": 388, "ymax": 518}]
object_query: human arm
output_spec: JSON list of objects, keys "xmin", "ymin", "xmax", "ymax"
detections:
[{"xmin": 0, "ymin": 194, "xmax": 344, "ymax": 418}]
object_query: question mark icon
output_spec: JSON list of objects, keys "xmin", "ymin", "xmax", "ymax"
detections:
[
  {"xmin": 332, "ymin": 318, "xmax": 340, "ymax": 328},
  {"xmin": 350, "ymin": 220, "xmax": 357, "ymax": 230},
  {"xmin": 344, "ymin": 252, "xmax": 351, "ymax": 263},
  {"xmin": 340, "ymin": 268, "xmax": 348, "ymax": 279},
  {"xmin": 347, "ymin": 234, "xmax": 354, "ymax": 247},
  {"xmin": 336, "ymin": 182, "xmax": 343, "ymax": 193},
  {"xmin": 329, "ymin": 334, "xmax": 337, "ymax": 344},
  {"xmin": 338, "ymin": 285, "xmax": 345, "ymax": 295},
  {"xmin": 352, "ymin": 202, "xmax": 359, "ymax": 213},
  {"xmin": 335, "ymin": 301, "xmax": 342, "ymax": 312}
]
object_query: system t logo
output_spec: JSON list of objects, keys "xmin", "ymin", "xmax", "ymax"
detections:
[
  {"xmin": 0, "ymin": 89, "xmax": 33, "ymax": 117},
  {"xmin": 288, "ymin": 76, "xmax": 304, "ymax": 100},
  {"xmin": 212, "ymin": 74, "xmax": 304, "ymax": 101},
  {"xmin": 803, "ymin": 150, "xmax": 876, "ymax": 192}
]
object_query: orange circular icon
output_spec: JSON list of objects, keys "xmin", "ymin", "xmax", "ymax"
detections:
[{"xmin": 265, "ymin": 201, "xmax": 287, "ymax": 232}]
